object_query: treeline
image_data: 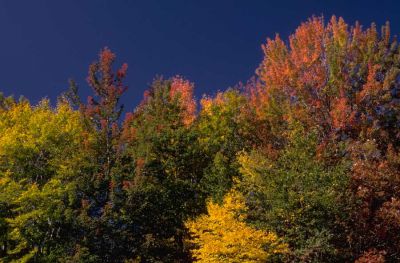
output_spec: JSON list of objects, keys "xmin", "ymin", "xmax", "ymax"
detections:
[{"xmin": 1, "ymin": 16, "xmax": 400, "ymax": 262}]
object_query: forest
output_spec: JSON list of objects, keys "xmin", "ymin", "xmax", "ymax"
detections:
[{"xmin": 1, "ymin": 16, "xmax": 400, "ymax": 262}]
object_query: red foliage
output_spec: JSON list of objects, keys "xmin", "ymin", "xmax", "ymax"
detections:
[
  {"xmin": 330, "ymin": 96, "xmax": 352, "ymax": 129},
  {"xmin": 348, "ymin": 143, "xmax": 400, "ymax": 260},
  {"xmin": 84, "ymin": 47, "xmax": 128, "ymax": 133},
  {"xmin": 121, "ymin": 112, "xmax": 135, "ymax": 137},
  {"xmin": 170, "ymin": 76, "xmax": 196, "ymax": 126},
  {"xmin": 122, "ymin": 180, "xmax": 134, "ymax": 190},
  {"xmin": 355, "ymin": 249, "xmax": 386, "ymax": 263},
  {"xmin": 255, "ymin": 16, "xmax": 327, "ymax": 124}
]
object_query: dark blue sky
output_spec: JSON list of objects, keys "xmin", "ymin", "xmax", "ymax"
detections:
[{"xmin": 1, "ymin": 0, "xmax": 400, "ymax": 110}]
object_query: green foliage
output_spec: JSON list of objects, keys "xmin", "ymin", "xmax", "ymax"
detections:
[
  {"xmin": 120, "ymin": 77, "xmax": 208, "ymax": 261},
  {"xmin": 0, "ymin": 101, "xmax": 89, "ymax": 261},
  {"xmin": 236, "ymin": 123, "xmax": 350, "ymax": 262},
  {"xmin": 197, "ymin": 89, "xmax": 253, "ymax": 201}
]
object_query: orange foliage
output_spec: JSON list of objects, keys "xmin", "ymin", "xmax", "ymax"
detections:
[
  {"xmin": 289, "ymin": 16, "xmax": 326, "ymax": 90},
  {"xmin": 357, "ymin": 64, "xmax": 382, "ymax": 103},
  {"xmin": 258, "ymin": 17, "xmax": 326, "ymax": 96},
  {"xmin": 251, "ymin": 15, "xmax": 396, "ymax": 146},
  {"xmin": 121, "ymin": 112, "xmax": 137, "ymax": 142},
  {"xmin": 84, "ymin": 47, "xmax": 128, "ymax": 138},
  {"xmin": 355, "ymin": 249, "xmax": 386, "ymax": 263},
  {"xmin": 330, "ymin": 96, "xmax": 351, "ymax": 129},
  {"xmin": 170, "ymin": 76, "xmax": 196, "ymax": 126}
]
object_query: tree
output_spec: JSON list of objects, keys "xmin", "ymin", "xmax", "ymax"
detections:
[
  {"xmin": 70, "ymin": 47, "xmax": 131, "ymax": 262},
  {"xmin": 0, "ymin": 100, "xmax": 90, "ymax": 261},
  {"xmin": 236, "ymin": 122, "xmax": 350, "ymax": 262},
  {"xmin": 346, "ymin": 142, "xmax": 400, "ymax": 261},
  {"xmin": 197, "ymin": 89, "xmax": 253, "ymax": 200},
  {"xmin": 185, "ymin": 189, "xmax": 287, "ymax": 262},
  {"xmin": 250, "ymin": 16, "xmax": 400, "ymax": 261},
  {"xmin": 120, "ymin": 77, "xmax": 207, "ymax": 262}
]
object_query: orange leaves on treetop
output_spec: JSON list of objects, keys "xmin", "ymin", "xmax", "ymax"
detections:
[
  {"xmin": 289, "ymin": 17, "xmax": 326, "ymax": 90},
  {"xmin": 85, "ymin": 47, "xmax": 128, "ymax": 130},
  {"xmin": 170, "ymin": 76, "xmax": 196, "ymax": 126},
  {"xmin": 258, "ymin": 16, "xmax": 326, "ymax": 92},
  {"xmin": 136, "ymin": 75, "xmax": 196, "ymax": 126},
  {"xmin": 252, "ymin": 15, "xmax": 395, "ymax": 138},
  {"xmin": 255, "ymin": 15, "xmax": 383, "ymax": 98},
  {"xmin": 121, "ymin": 76, "xmax": 196, "ymax": 144},
  {"xmin": 328, "ymin": 16, "xmax": 349, "ymax": 48},
  {"xmin": 199, "ymin": 91, "xmax": 228, "ymax": 115},
  {"xmin": 253, "ymin": 17, "xmax": 328, "ymax": 125},
  {"xmin": 87, "ymin": 47, "xmax": 127, "ymax": 98},
  {"xmin": 258, "ymin": 34, "xmax": 289, "ymax": 89}
]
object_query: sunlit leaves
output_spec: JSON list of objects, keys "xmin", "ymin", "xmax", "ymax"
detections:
[
  {"xmin": 185, "ymin": 190, "xmax": 287, "ymax": 262},
  {"xmin": 0, "ymin": 100, "xmax": 89, "ymax": 261},
  {"xmin": 170, "ymin": 76, "xmax": 196, "ymax": 126}
]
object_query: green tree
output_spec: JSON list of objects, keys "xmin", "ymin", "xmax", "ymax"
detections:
[
  {"xmin": 69, "ymin": 47, "xmax": 131, "ymax": 262},
  {"xmin": 120, "ymin": 77, "xmax": 208, "ymax": 262},
  {"xmin": 0, "ymin": 100, "xmax": 90, "ymax": 262},
  {"xmin": 236, "ymin": 122, "xmax": 350, "ymax": 262},
  {"xmin": 197, "ymin": 89, "xmax": 253, "ymax": 201}
]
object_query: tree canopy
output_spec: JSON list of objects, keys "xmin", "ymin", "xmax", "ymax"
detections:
[{"xmin": 1, "ymin": 16, "xmax": 400, "ymax": 262}]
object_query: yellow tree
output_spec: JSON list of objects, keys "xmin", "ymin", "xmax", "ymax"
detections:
[
  {"xmin": 0, "ymin": 99, "xmax": 91, "ymax": 261},
  {"xmin": 185, "ymin": 190, "xmax": 287, "ymax": 262}
]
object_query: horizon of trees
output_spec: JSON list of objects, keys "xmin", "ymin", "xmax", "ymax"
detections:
[{"xmin": 1, "ymin": 16, "xmax": 400, "ymax": 262}]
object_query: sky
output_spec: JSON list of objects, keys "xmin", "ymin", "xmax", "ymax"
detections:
[{"xmin": 1, "ymin": 0, "xmax": 400, "ymax": 111}]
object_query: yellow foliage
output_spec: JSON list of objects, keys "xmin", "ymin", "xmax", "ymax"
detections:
[
  {"xmin": 0, "ymin": 100, "xmax": 92, "ymax": 259},
  {"xmin": 185, "ymin": 190, "xmax": 287, "ymax": 262},
  {"xmin": 0, "ymin": 100, "xmax": 92, "ymax": 180},
  {"xmin": 0, "ymin": 100, "xmax": 83, "ymax": 149}
]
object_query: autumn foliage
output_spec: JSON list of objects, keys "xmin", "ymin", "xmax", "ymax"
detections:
[
  {"xmin": 185, "ymin": 190, "xmax": 287, "ymax": 262},
  {"xmin": 1, "ymin": 16, "xmax": 400, "ymax": 262}
]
